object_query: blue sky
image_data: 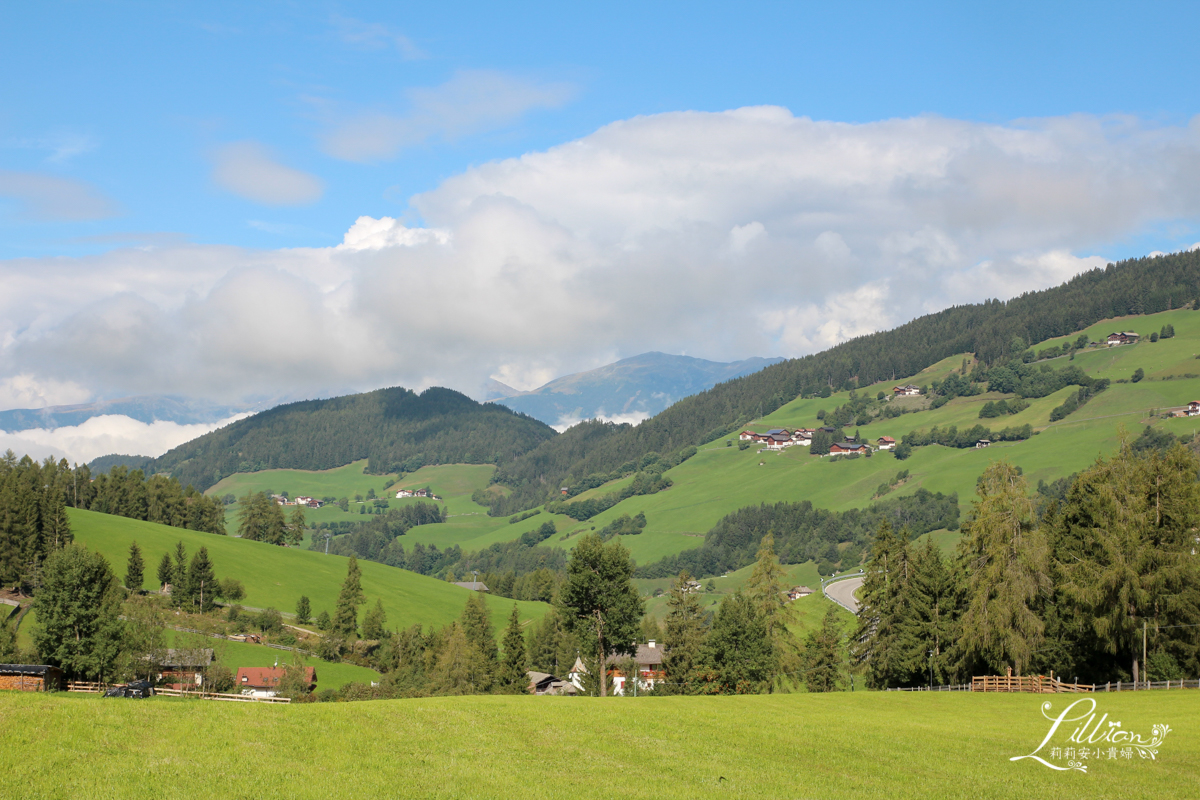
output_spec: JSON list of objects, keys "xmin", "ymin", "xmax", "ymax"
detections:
[
  {"xmin": 4, "ymin": 1, "xmax": 1200, "ymax": 461},
  {"xmin": 5, "ymin": 1, "xmax": 1199, "ymax": 258}
]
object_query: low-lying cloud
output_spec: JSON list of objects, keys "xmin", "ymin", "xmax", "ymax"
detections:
[
  {"xmin": 0, "ymin": 413, "xmax": 250, "ymax": 465},
  {"xmin": 3, "ymin": 107, "xmax": 1200, "ymax": 411}
]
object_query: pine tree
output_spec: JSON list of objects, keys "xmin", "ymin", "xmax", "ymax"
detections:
[
  {"xmin": 171, "ymin": 542, "xmax": 189, "ymax": 607},
  {"xmin": 460, "ymin": 593, "xmax": 498, "ymax": 690},
  {"xmin": 696, "ymin": 592, "xmax": 773, "ymax": 694},
  {"xmin": 333, "ymin": 556, "xmax": 365, "ymax": 637},
  {"xmin": 497, "ymin": 604, "xmax": 529, "ymax": 693},
  {"xmin": 744, "ymin": 531, "xmax": 799, "ymax": 680},
  {"xmin": 186, "ymin": 546, "xmax": 217, "ymax": 613},
  {"xmin": 363, "ymin": 599, "xmax": 387, "ymax": 640},
  {"xmin": 295, "ymin": 595, "xmax": 312, "ymax": 625},
  {"xmin": 851, "ymin": 520, "xmax": 909, "ymax": 688},
  {"xmin": 804, "ymin": 606, "xmax": 845, "ymax": 692},
  {"xmin": 662, "ymin": 571, "xmax": 708, "ymax": 694},
  {"xmin": 156, "ymin": 551, "xmax": 174, "ymax": 590},
  {"xmin": 898, "ymin": 538, "xmax": 957, "ymax": 686},
  {"xmin": 956, "ymin": 461, "xmax": 1049, "ymax": 676},
  {"xmin": 125, "ymin": 541, "xmax": 144, "ymax": 592}
]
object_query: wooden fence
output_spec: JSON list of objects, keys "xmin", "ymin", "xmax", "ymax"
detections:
[
  {"xmin": 972, "ymin": 674, "xmax": 1093, "ymax": 693},
  {"xmin": 67, "ymin": 680, "xmax": 104, "ymax": 693},
  {"xmin": 154, "ymin": 687, "xmax": 290, "ymax": 703}
]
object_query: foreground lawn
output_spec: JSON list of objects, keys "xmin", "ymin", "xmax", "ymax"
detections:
[{"xmin": 0, "ymin": 691, "xmax": 1194, "ymax": 799}]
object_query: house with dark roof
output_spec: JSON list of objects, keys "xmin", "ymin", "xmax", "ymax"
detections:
[
  {"xmin": 1106, "ymin": 332, "xmax": 1140, "ymax": 347},
  {"xmin": 526, "ymin": 671, "xmax": 577, "ymax": 695},
  {"xmin": 157, "ymin": 648, "xmax": 213, "ymax": 688},
  {"xmin": 829, "ymin": 442, "xmax": 870, "ymax": 455},
  {"xmin": 568, "ymin": 641, "xmax": 668, "ymax": 695},
  {"xmin": 892, "ymin": 384, "xmax": 921, "ymax": 396}
]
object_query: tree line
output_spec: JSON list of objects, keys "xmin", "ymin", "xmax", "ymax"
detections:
[
  {"xmin": 853, "ymin": 443, "xmax": 1200, "ymax": 688},
  {"xmin": 637, "ymin": 489, "xmax": 960, "ymax": 579}
]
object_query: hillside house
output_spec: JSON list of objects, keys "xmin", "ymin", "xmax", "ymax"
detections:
[
  {"xmin": 235, "ymin": 666, "xmax": 316, "ymax": 698},
  {"xmin": 892, "ymin": 384, "xmax": 921, "ymax": 397},
  {"xmin": 1189, "ymin": 401, "xmax": 1200, "ymax": 417},
  {"xmin": 739, "ymin": 430, "xmax": 756, "ymax": 441},
  {"xmin": 527, "ymin": 671, "xmax": 577, "ymax": 695},
  {"xmin": 454, "ymin": 581, "xmax": 489, "ymax": 592},
  {"xmin": 788, "ymin": 586, "xmax": 814, "ymax": 601},
  {"xmin": 829, "ymin": 442, "xmax": 870, "ymax": 455},
  {"xmin": 157, "ymin": 648, "xmax": 213, "ymax": 688},
  {"xmin": 294, "ymin": 496, "xmax": 323, "ymax": 508},
  {"xmin": 877, "ymin": 436, "xmax": 896, "ymax": 451},
  {"xmin": 1107, "ymin": 331, "xmax": 1140, "ymax": 346},
  {"xmin": 396, "ymin": 489, "xmax": 414, "ymax": 498},
  {"xmin": 0, "ymin": 664, "xmax": 62, "ymax": 692},
  {"xmin": 568, "ymin": 642, "xmax": 668, "ymax": 695},
  {"xmin": 975, "ymin": 439, "xmax": 991, "ymax": 449},
  {"xmin": 683, "ymin": 579, "xmax": 703, "ymax": 594}
]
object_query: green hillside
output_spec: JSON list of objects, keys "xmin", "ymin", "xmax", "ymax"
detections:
[
  {"xmin": 150, "ymin": 385, "xmax": 556, "ymax": 492},
  {"xmin": 1, "ymin": 691, "xmax": 1194, "ymax": 799},
  {"xmin": 68, "ymin": 508, "xmax": 550, "ymax": 634}
]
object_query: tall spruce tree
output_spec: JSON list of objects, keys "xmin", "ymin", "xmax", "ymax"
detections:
[
  {"xmin": 156, "ymin": 551, "xmax": 174, "ymax": 590},
  {"xmin": 956, "ymin": 461, "xmax": 1049, "ymax": 676},
  {"xmin": 804, "ymin": 606, "xmax": 845, "ymax": 692},
  {"xmin": 696, "ymin": 592, "xmax": 774, "ymax": 694},
  {"xmin": 460, "ymin": 593, "xmax": 498, "ymax": 690},
  {"xmin": 363, "ymin": 599, "xmax": 387, "ymax": 640},
  {"xmin": 333, "ymin": 556, "xmax": 365, "ymax": 636},
  {"xmin": 744, "ymin": 531, "xmax": 800, "ymax": 681},
  {"xmin": 125, "ymin": 540, "xmax": 144, "ymax": 592},
  {"xmin": 295, "ymin": 595, "xmax": 312, "ymax": 625},
  {"xmin": 662, "ymin": 570, "xmax": 709, "ymax": 694},
  {"xmin": 171, "ymin": 542, "xmax": 189, "ymax": 607},
  {"xmin": 186, "ymin": 546, "xmax": 217, "ymax": 613},
  {"xmin": 851, "ymin": 521, "xmax": 910, "ymax": 688},
  {"xmin": 498, "ymin": 604, "xmax": 530, "ymax": 693}
]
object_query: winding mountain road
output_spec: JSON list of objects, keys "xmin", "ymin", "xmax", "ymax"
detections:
[{"xmin": 824, "ymin": 576, "xmax": 864, "ymax": 614}]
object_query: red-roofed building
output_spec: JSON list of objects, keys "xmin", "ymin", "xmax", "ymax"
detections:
[
  {"xmin": 877, "ymin": 436, "xmax": 896, "ymax": 451},
  {"xmin": 235, "ymin": 666, "xmax": 316, "ymax": 697}
]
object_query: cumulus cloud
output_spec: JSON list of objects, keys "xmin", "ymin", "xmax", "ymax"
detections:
[
  {"xmin": 210, "ymin": 141, "xmax": 324, "ymax": 206},
  {"xmin": 552, "ymin": 410, "xmax": 650, "ymax": 433},
  {"xmin": 0, "ymin": 413, "xmax": 250, "ymax": 465},
  {"xmin": 321, "ymin": 70, "xmax": 575, "ymax": 162},
  {"xmin": 0, "ymin": 170, "xmax": 119, "ymax": 220},
  {"xmin": 4, "ymin": 107, "xmax": 1200, "ymax": 408}
]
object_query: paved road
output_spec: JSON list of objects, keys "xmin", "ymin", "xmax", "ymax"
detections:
[{"xmin": 824, "ymin": 576, "xmax": 864, "ymax": 614}]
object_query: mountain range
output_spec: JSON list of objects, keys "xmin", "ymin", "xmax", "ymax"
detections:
[{"xmin": 494, "ymin": 352, "xmax": 784, "ymax": 428}]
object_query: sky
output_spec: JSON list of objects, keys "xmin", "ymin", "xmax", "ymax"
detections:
[{"xmin": 3, "ymin": 1, "xmax": 1200, "ymax": 461}]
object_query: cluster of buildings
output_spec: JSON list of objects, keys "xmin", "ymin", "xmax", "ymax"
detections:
[
  {"xmin": 892, "ymin": 384, "xmax": 922, "ymax": 396},
  {"xmin": 1107, "ymin": 331, "xmax": 1140, "ymax": 346},
  {"xmin": 271, "ymin": 495, "xmax": 323, "ymax": 508},
  {"xmin": 395, "ymin": 488, "xmax": 438, "ymax": 499},
  {"xmin": 739, "ymin": 428, "xmax": 897, "ymax": 456}
]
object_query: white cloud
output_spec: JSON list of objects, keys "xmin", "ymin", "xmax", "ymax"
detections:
[
  {"xmin": 4, "ymin": 107, "xmax": 1200, "ymax": 408},
  {"xmin": 551, "ymin": 410, "xmax": 650, "ymax": 433},
  {"xmin": 210, "ymin": 141, "xmax": 324, "ymax": 206},
  {"xmin": 0, "ymin": 374, "xmax": 92, "ymax": 410},
  {"xmin": 321, "ymin": 70, "xmax": 575, "ymax": 162},
  {"xmin": 0, "ymin": 413, "xmax": 250, "ymax": 465},
  {"xmin": 0, "ymin": 170, "xmax": 119, "ymax": 220}
]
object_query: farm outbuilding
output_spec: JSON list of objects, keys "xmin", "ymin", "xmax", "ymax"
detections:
[{"xmin": 0, "ymin": 664, "xmax": 63, "ymax": 692}]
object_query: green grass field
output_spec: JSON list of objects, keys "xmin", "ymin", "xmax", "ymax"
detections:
[
  {"xmin": 69, "ymin": 508, "xmax": 549, "ymax": 635},
  {"xmin": 0, "ymin": 691, "xmax": 1193, "ymax": 799}
]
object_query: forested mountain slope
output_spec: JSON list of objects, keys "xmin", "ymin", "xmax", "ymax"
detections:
[
  {"xmin": 487, "ymin": 250, "xmax": 1200, "ymax": 513},
  {"xmin": 151, "ymin": 387, "xmax": 556, "ymax": 492}
]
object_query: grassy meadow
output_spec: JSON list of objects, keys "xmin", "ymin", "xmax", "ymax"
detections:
[
  {"xmin": 0, "ymin": 690, "xmax": 1194, "ymax": 799},
  {"xmin": 68, "ymin": 508, "xmax": 549, "ymax": 635}
]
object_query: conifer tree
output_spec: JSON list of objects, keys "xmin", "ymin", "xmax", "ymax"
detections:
[
  {"xmin": 125, "ymin": 540, "xmax": 144, "ymax": 592},
  {"xmin": 744, "ymin": 531, "xmax": 800, "ymax": 679},
  {"xmin": 498, "ymin": 604, "xmax": 530, "ymax": 693},
  {"xmin": 33, "ymin": 544, "xmax": 124, "ymax": 681},
  {"xmin": 295, "ymin": 595, "xmax": 312, "ymax": 625},
  {"xmin": 171, "ymin": 542, "xmax": 189, "ymax": 607},
  {"xmin": 804, "ymin": 606, "xmax": 845, "ymax": 692},
  {"xmin": 956, "ymin": 461, "xmax": 1049, "ymax": 676},
  {"xmin": 697, "ymin": 592, "xmax": 773, "ymax": 694},
  {"xmin": 460, "ymin": 593, "xmax": 498, "ymax": 689},
  {"xmin": 363, "ymin": 599, "xmax": 387, "ymax": 640},
  {"xmin": 156, "ymin": 551, "xmax": 174, "ymax": 590},
  {"xmin": 851, "ymin": 521, "xmax": 910, "ymax": 688},
  {"xmin": 333, "ymin": 556, "xmax": 365, "ymax": 637},
  {"xmin": 186, "ymin": 546, "xmax": 217, "ymax": 613},
  {"xmin": 662, "ymin": 571, "xmax": 708, "ymax": 694}
]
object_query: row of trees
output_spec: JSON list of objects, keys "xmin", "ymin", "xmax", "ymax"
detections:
[
  {"xmin": 854, "ymin": 443, "xmax": 1200, "ymax": 687},
  {"xmin": 236, "ymin": 492, "xmax": 306, "ymax": 545}
]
